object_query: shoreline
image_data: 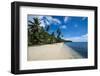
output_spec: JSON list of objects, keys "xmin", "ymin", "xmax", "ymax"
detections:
[
  {"xmin": 28, "ymin": 42, "xmax": 82, "ymax": 61},
  {"xmin": 28, "ymin": 42, "xmax": 65, "ymax": 47}
]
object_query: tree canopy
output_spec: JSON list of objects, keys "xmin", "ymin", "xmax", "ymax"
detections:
[{"xmin": 28, "ymin": 17, "xmax": 71, "ymax": 46}]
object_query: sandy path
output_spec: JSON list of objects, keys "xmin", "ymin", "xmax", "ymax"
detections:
[{"xmin": 27, "ymin": 43, "xmax": 82, "ymax": 61}]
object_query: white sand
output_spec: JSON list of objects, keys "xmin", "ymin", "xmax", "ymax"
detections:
[{"xmin": 28, "ymin": 43, "xmax": 82, "ymax": 61}]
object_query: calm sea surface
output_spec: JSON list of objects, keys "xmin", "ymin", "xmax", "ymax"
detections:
[{"xmin": 64, "ymin": 42, "xmax": 88, "ymax": 58}]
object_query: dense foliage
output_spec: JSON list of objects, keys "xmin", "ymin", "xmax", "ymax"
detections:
[{"xmin": 28, "ymin": 17, "xmax": 71, "ymax": 46}]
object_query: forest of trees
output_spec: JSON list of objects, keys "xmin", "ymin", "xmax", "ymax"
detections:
[{"xmin": 28, "ymin": 17, "xmax": 71, "ymax": 46}]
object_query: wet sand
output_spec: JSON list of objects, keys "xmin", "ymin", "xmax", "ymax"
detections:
[{"xmin": 28, "ymin": 43, "xmax": 82, "ymax": 61}]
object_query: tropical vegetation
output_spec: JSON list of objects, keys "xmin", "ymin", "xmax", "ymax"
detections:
[{"xmin": 28, "ymin": 17, "xmax": 71, "ymax": 46}]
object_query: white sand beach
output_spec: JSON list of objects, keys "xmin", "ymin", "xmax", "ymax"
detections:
[{"xmin": 28, "ymin": 43, "xmax": 82, "ymax": 61}]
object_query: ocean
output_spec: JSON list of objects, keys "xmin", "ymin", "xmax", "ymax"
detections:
[{"xmin": 64, "ymin": 42, "xmax": 88, "ymax": 58}]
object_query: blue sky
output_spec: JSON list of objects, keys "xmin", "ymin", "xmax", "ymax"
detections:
[{"xmin": 28, "ymin": 15, "xmax": 88, "ymax": 42}]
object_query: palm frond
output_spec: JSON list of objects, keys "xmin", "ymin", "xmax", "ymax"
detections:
[{"xmin": 28, "ymin": 20, "xmax": 34, "ymax": 24}]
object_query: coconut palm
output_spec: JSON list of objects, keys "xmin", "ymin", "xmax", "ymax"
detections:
[
  {"xmin": 28, "ymin": 16, "xmax": 67, "ymax": 46},
  {"xmin": 28, "ymin": 17, "xmax": 41, "ymax": 45},
  {"xmin": 56, "ymin": 28, "xmax": 61, "ymax": 39}
]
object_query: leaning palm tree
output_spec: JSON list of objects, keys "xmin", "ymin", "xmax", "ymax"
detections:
[
  {"xmin": 28, "ymin": 17, "xmax": 41, "ymax": 33},
  {"xmin": 45, "ymin": 25, "xmax": 50, "ymax": 32},
  {"xmin": 56, "ymin": 28, "xmax": 61, "ymax": 39},
  {"xmin": 28, "ymin": 17, "xmax": 41, "ymax": 45}
]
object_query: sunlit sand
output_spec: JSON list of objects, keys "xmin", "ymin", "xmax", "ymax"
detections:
[{"xmin": 28, "ymin": 43, "xmax": 82, "ymax": 61}]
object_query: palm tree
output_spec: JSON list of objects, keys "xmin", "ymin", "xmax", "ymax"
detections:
[
  {"xmin": 28, "ymin": 16, "xmax": 64, "ymax": 46},
  {"xmin": 45, "ymin": 25, "xmax": 50, "ymax": 32},
  {"xmin": 28, "ymin": 17, "xmax": 41, "ymax": 33},
  {"xmin": 51, "ymin": 32, "xmax": 55, "ymax": 36},
  {"xmin": 28, "ymin": 17, "xmax": 41, "ymax": 45},
  {"xmin": 56, "ymin": 28, "xmax": 61, "ymax": 39}
]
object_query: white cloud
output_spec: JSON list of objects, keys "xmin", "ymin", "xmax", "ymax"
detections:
[
  {"xmin": 64, "ymin": 17, "xmax": 69, "ymax": 23},
  {"xmin": 38, "ymin": 16, "xmax": 44, "ymax": 19},
  {"xmin": 38, "ymin": 16, "xmax": 51, "ymax": 27},
  {"xmin": 28, "ymin": 16, "xmax": 61, "ymax": 27},
  {"xmin": 44, "ymin": 20, "xmax": 50, "ymax": 25},
  {"xmin": 43, "ymin": 16, "xmax": 52, "ymax": 25},
  {"xmin": 45, "ymin": 16, "xmax": 61, "ymax": 25},
  {"xmin": 40, "ymin": 20, "xmax": 45, "ymax": 27},
  {"xmin": 53, "ymin": 18, "xmax": 61, "ymax": 24},
  {"xmin": 60, "ymin": 25, "xmax": 67, "ymax": 29},
  {"xmin": 45, "ymin": 16, "xmax": 52, "ymax": 22},
  {"xmin": 66, "ymin": 34, "xmax": 88, "ymax": 42}
]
